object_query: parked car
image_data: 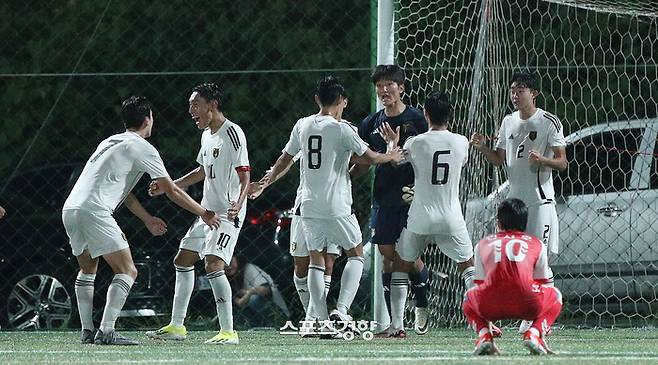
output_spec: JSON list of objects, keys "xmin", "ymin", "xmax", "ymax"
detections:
[
  {"xmin": 0, "ymin": 161, "xmax": 293, "ymax": 330},
  {"xmin": 465, "ymin": 118, "xmax": 658, "ymax": 316}
]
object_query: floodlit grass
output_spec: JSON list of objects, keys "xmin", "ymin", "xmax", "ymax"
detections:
[{"xmin": 1, "ymin": 328, "xmax": 658, "ymax": 364}]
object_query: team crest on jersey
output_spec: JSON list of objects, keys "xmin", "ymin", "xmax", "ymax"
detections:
[
  {"xmin": 528, "ymin": 131, "xmax": 537, "ymax": 141},
  {"xmin": 213, "ymin": 148, "xmax": 220, "ymax": 158}
]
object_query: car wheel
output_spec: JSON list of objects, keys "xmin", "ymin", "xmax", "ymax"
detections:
[{"xmin": 7, "ymin": 274, "xmax": 72, "ymax": 330}]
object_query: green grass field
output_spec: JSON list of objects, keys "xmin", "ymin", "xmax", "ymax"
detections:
[{"xmin": 1, "ymin": 328, "xmax": 658, "ymax": 364}]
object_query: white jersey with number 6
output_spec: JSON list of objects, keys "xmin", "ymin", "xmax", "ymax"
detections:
[
  {"xmin": 283, "ymin": 114, "xmax": 368, "ymax": 218},
  {"xmin": 403, "ymin": 130, "xmax": 469, "ymax": 235},
  {"xmin": 63, "ymin": 131, "xmax": 169, "ymax": 213}
]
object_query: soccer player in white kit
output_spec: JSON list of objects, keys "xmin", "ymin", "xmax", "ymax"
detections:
[
  {"xmin": 62, "ymin": 96, "xmax": 220, "ymax": 345},
  {"xmin": 471, "ymin": 71, "xmax": 567, "ymax": 332},
  {"xmin": 248, "ymin": 151, "xmax": 342, "ymax": 320},
  {"xmin": 266, "ymin": 76, "xmax": 404, "ymax": 330},
  {"xmin": 385, "ymin": 91, "xmax": 475, "ymax": 337},
  {"xmin": 145, "ymin": 83, "xmax": 250, "ymax": 345}
]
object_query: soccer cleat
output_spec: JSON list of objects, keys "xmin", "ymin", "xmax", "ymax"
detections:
[
  {"xmin": 80, "ymin": 329, "xmax": 96, "ymax": 344},
  {"xmin": 522, "ymin": 330, "xmax": 548, "ymax": 355},
  {"xmin": 519, "ymin": 320, "xmax": 533, "ymax": 333},
  {"xmin": 145, "ymin": 324, "xmax": 188, "ymax": 341},
  {"xmin": 388, "ymin": 329, "xmax": 407, "ymax": 338},
  {"xmin": 329, "ymin": 309, "xmax": 360, "ymax": 335},
  {"xmin": 414, "ymin": 307, "xmax": 429, "ymax": 335},
  {"xmin": 473, "ymin": 332, "xmax": 498, "ymax": 356},
  {"xmin": 204, "ymin": 330, "xmax": 239, "ymax": 345},
  {"xmin": 94, "ymin": 329, "xmax": 139, "ymax": 345},
  {"xmin": 373, "ymin": 326, "xmax": 392, "ymax": 338}
]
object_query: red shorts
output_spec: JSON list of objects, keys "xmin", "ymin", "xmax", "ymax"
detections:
[{"xmin": 465, "ymin": 284, "xmax": 560, "ymax": 321}]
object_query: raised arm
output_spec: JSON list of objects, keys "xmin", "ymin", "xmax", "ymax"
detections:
[{"xmin": 470, "ymin": 133, "xmax": 505, "ymax": 166}]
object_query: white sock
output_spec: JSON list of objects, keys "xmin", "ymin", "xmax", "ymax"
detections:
[
  {"xmin": 461, "ymin": 266, "xmax": 475, "ymax": 290},
  {"xmin": 390, "ymin": 272, "xmax": 408, "ymax": 330},
  {"xmin": 75, "ymin": 272, "xmax": 96, "ymax": 331},
  {"xmin": 293, "ymin": 274, "xmax": 310, "ymax": 315},
  {"xmin": 324, "ymin": 275, "xmax": 332, "ymax": 298},
  {"xmin": 308, "ymin": 265, "xmax": 327, "ymax": 320},
  {"xmin": 208, "ymin": 270, "xmax": 233, "ymax": 333},
  {"xmin": 171, "ymin": 265, "xmax": 194, "ymax": 326},
  {"xmin": 336, "ymin": 257, "xmax": 364, "ymax": 316},
  {"xmin": 99, "ymin": 273, "xmax": 134, "ymax": 333}
]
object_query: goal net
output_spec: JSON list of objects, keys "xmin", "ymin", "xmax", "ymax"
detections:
[{"xmin": 393, "ymin": 0, "xmax": 658, "ymax": 327}]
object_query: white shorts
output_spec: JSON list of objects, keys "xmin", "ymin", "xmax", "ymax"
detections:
[
  {"xmin": 62, "ymin": 209, "xmax": 129, "ymax": 259},
  {"xmin": 290, "ymin": 215, "xmax": 340, "ymax": 257},
  {"xmin": 179, "ymin": 216, "xmax": 243, "ymax": 264},
  {"xmin": 397, "ymin": 227, "xmax": 473, "ymax": 264},
  {"xmin": 301, "ymin": 214, "xmax": 362, "ymax": 252},
  {"xmin": 526, "ymin": 203, "xmax": 559, "ymax": 254}
]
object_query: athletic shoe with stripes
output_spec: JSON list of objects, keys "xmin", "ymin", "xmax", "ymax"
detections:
[{"xmin": 146, "ymin": 323, "xmax": 188, "ymax": 341}]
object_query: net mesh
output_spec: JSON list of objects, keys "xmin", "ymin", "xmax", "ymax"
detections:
[{"xmin": 395, "ymin": 0, "xmax": 658, "ymax": 327}]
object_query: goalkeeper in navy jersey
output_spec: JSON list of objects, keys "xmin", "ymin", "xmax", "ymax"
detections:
[{"xmin": 350, "ymin": 65, "xmax": 431, "ymax": 335}]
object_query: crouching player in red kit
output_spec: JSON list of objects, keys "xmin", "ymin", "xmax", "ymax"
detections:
[{"xmin": 462, "ymin": 198, "xmax": 562, "ymax": 356}]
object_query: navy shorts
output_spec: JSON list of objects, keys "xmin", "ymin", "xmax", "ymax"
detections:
[{"xmin": 371, "ymin": 205, "xmax": 409, "ymax": 245}]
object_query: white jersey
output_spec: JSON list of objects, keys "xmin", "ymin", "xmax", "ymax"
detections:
[
  {"xmin": 283, "ymin": 114, "xmax": 368, "ymax": 218},
  {"xmin": 495, "ymin": 108, "xmax": 566, "ymax": 206},
  {"xmin": 403, "ymin": 130, "xmax": 469, "ymax": 235},
  {"xmin": 196, "ymin": 119, "xmax": 250, "ymax": 218},
  {"xmin": 291, "ymin": 120, "xmax": 350, "ymax": 214},
  {"xmin": 63, "ymin": 131, "xmax": 169, "ymax": 213}
]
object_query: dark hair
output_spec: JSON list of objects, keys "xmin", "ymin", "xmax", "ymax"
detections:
[
  {"xmin": 424, "ymin": 91, "xmax": 452, "ymax": 126},
  {"xmin": 510, "ymin": 71, "xmax": 539, "ymax": 91},
  {"xmin": 121, "ymin": 96, "xmax": 151, "ymax": 129},
  {"xmin": 371, "ymin": 64, "xmax": 405, "ymax": 85},
  {"xmin": 315, "ymin": 75, "xmax": 346, "ymax": 106},
  {"xmin": 192, "ymin": 82, "xmax": 224, "ymax": 111},
  {"xmin": 497, "ymin": 198, "xmax": 528, "ymax": 232}
]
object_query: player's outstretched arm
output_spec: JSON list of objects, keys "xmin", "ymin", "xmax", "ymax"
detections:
[
  {"xmin": 351, "ymin": 147, "xmax": 404, "ymax": 165},
  {"xmin": 249, "ymin": 158, "xmax": 295, "ymax": 199},
  {"xmin": 123, "ymin": 193, "xmax": 167, "ymax": 236},
  {"xmin": 265, "ymin": 152, "xmax": 295, "ymax": 186},
  {"xmin": 470, "ymin": 132, "xmax": 505, "ymax": 166},
  {"xmin": 154, "ymin": 176, "xmax": 220, "ymax": 229},
  {"xmin": 148, "ymin": 166, "xmax": 205, "ymax": 197}
]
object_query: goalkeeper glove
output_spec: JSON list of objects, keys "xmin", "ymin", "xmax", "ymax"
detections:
[{"xmin": 402, "ymin": 185, "xmax": 415, "ymax": 205}]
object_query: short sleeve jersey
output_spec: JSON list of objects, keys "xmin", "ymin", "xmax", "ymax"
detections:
[
  {"xmin": 196, "ymin": 119, "xmax": 250, "ymax": 217},
  {"xmin": 473, "ymin": 231, "xmax": 552, "ymax": 290},
  {"xmin": 494, "ymin": 108, "xmax": 566, "ymax": 206},
  {"xmin": 63, "ymin": 131, "xmax": 169, "ymax": 213},
  {"xmin": 358, "ymin": 106, "xmax": 427, "ymax": 208},
  {"xmin": 284, "ymin": 114, "xmax": 368, "ymax": 218},
  {"xmin": 403, "ymin": 130, "xmax": 469, "ymax": 235}
]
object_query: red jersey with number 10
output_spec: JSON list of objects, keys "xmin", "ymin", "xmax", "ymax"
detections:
[{"xmin": 473, "ymin": 231, "xmax": 551, "ymax": 292}]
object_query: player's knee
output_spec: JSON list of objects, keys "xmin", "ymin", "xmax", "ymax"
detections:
[
  {"xmin": 204, "ymin": 256, "xmax": 225, "ymax": 273},
  {"xmin": 126, "ymin": 264, "xmax": 138, "ymax": 280},
  {"xmin": 293, "ymin": 258, "xmax": 309, "ymax": 277}
]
